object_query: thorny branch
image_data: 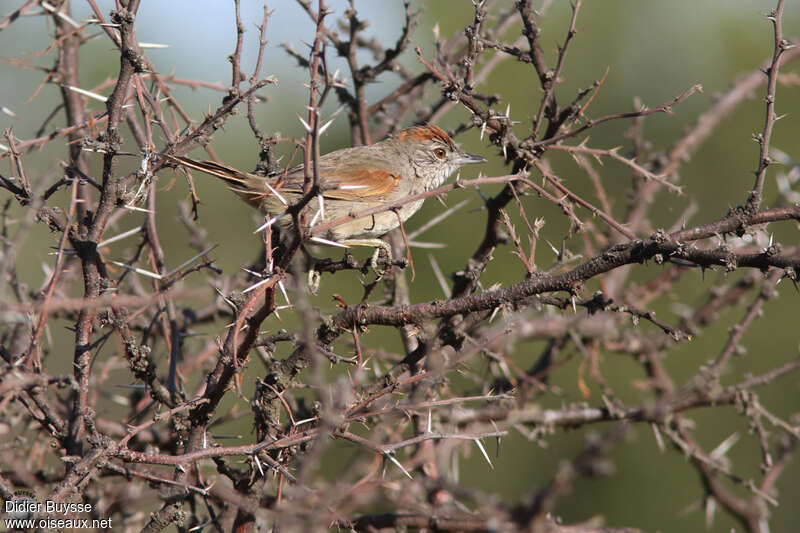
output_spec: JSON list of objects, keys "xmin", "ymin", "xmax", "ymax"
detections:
[{"xmin": 0, "ymin": 2, "xmax": 798, "ymax": 533}]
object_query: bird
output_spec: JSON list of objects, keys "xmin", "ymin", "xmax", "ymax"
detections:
[{"xmin": 162, "ymin": 124, "xmax": 486, "ymax": 267}]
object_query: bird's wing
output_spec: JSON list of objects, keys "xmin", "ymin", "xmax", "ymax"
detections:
[
  {"xmin": 164, "ymin": 153, "xmax": 402, "ymax": 205},
  {"xmin": 278, "ymin": 159, "xmax": 402, "ymax": 201}
]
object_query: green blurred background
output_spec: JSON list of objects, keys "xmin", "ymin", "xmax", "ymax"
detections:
[{"xmin": 2, "ymin": 1, "xmax": 799, "ymax": 531}]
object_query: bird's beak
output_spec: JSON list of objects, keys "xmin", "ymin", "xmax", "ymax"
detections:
[{"xmin": 453, "ymin": 152, "xmax": 487, "ymax": 165}]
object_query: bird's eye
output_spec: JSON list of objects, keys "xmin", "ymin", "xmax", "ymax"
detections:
[{"xmin": 434, "ymin": 148, "xmax": 447, "ymax": 159}]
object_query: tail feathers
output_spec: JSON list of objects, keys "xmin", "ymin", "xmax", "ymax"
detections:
[
  {"xmin": 163, "ymin": 153, "xmax": 273, "ymax": 208},
  {"xmin": 163, "ymin": 154, "xmax": 251, "ymax": 187}
]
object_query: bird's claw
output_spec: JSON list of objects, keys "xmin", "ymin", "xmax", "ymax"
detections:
[
  {"xmin": 370, "ymin": 243, "xmax": 393, "ymax": 280},
  {"xmin": 307, "ymin": 268, "xmax": 321, "ymax": 294}
]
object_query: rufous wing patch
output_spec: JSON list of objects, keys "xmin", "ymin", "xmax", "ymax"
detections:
[{"xmin": 322, "ymin": 168, "xmax": 401, "ymax": 200}]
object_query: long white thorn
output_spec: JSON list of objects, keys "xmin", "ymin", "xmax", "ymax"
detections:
[
  {"xmin": 243, "ymin": 276, "xmax": 272, "ymax": 294},
  {"xmin": 165, "ymin": 245, "xmax": 217, "ymax": 277},
  {"xmin": 474, "ymin": 438, "xmax": 494, "ymax": 469},
  {"xmin": 62, "ymin": 84, "xmax": 108, "ymax": 103},
  {"xmin": 263, "ymin": 182, "xmax": 287, "ymax": 205},
  {"xmin": 253, "ymin": 454, "xmax": 264, "ymax": 477},
  {"xmin": 138, "ymin": 42, "xmax": 171, "ymax": 49},
  {"xmin": 41, "ymin": 1, "xmax": 80, "ymax": 28},
  {"xmin": 384, "ymin": 452, "xmax": 413, "ymax": 479},
  {"xmin": 111, "ymin": 261, "xmax": 162, "ymax": 280},
  {"xmin": 122, "ymin": 204, "xmax": 154, "ymax": 213},
  {"xmin": 318, "ymin": 116, "xmax": 336, "ymax": 135},
  {"xmin": 407, "ymin": 241, "xmax": 445, "ymax": 249},
  {"xmin": 254, "ymin": 212, "xmax": 287, "ymax": 234},
  {"xmin": 277, "ymin": 280, "xmax": 291, "ymax": 306},
  {"xmin": 98, "ymin": 227, "xmax": 142, "ymax": 247},
  {"xmin": 309, "ymin": 236, "xmax": 349, "ymax": 248},
  {"xmin": 309, "ymin": 192, "xmax": 325, "ymax": 227}
]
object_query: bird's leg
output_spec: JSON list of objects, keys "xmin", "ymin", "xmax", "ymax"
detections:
[
  {"xmin": 307, "ymin": 268, "xmax": 321, "ymax": 294},
  {"xmin": 339, "ymin": 238, "xmax": 393, "ymax": 278},
  {"xmin": 299, "ymin": 244, "xmax": 323, "ymax": 294}
]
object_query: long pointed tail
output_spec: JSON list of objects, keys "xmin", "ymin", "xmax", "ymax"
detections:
[
  {"xmin": 161, "ymin": 154, "xmax": 251, "ymax": 187},
  {"xmin": 161, "ymin": 153, "xmax": 273, "ymax": 209}
]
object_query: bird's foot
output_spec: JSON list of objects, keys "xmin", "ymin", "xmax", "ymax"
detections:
[{"xmin": 340, "ymin": 238, "xmax": 393, "ymax": 279}]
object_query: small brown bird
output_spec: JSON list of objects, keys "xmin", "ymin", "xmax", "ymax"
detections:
[{"xmin": 165, "ymin": 124, "xmax": 485, "ymax": 261}]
